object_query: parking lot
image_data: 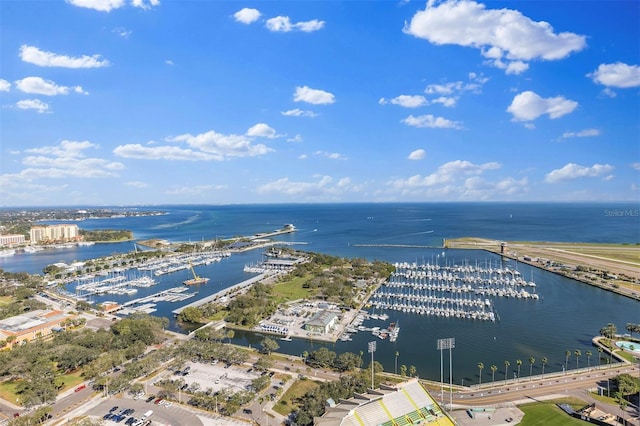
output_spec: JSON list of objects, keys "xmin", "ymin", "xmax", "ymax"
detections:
[{"xmin": 167, "ymin": 360, "xmax": 262, "ymax": 394}]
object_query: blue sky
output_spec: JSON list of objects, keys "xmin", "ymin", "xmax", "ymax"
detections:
[{"xmin": 1, "ymin": 0, "xmax": 639, "ymax": 206}]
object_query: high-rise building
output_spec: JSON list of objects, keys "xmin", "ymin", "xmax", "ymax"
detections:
[{"xmin": 29, "ymin": 224, "xmax": 80, "ymax": 243}]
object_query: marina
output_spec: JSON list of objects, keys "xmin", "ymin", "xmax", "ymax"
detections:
[
  {"xmin": 116, "ymin": 287, "xmax": 197, "ymax": 316},
  {"xmin": 369, "ymin": 261, "xmax": 539, "ymax": 321}
]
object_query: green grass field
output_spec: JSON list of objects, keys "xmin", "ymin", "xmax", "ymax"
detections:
[
  {"xmin": 519, "ymin": 398, "xmax": 589, "ymax": 426},
  {"xmin": 273, "ymin": 378, "xmax": 320, "ymax": 416},
  {"xmin": 272, "ymin": 275, "xmax": 314, "ymax": 303},
  {"xmin": 0, "ymin": 370, "xmax": 86, "ymax": 405}
]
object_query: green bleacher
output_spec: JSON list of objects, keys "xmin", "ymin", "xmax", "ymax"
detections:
[{"xmin": 407, "ymin": 410, "xmax": 424, "ymax": 423}]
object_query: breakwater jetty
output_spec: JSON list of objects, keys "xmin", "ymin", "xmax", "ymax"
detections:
[{"xmin": 172, "ymin": 273, "xmax": 267, "ymax": 315}]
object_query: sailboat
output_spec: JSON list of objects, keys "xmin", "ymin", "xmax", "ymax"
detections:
[{"xmin": 183, "ymin": 262, "xmax": 210, "ymax": 286}]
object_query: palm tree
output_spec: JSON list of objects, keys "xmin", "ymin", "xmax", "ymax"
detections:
[
  {"xmin": 600, "ymin": 323, "xmax": 617, "ymax": 340},
  {"xmin": 574, "ymin": 350, "xmax": 581, "ymax": 369},
  {"xmin": 503, "ymin": 360, "xmax": 510, "ymax": 382},
  {"xmin": 565, "ymin": 350, "xmax": 571, "ymax": 370},
  {"xmin": 516, "ymin": 359, "xmax": 522, "ymax": 382},
  {"xmin": 626, "ymin": 323, "xmax": 634, "ymax": 337},
  {"xmin": 400, "ymin": 364, "xmax": 407, "ymax": 377},
  {"xmin": 541, "ymin": 357, "xmax": 548, "ymax": 378},
  {"xmin": 490, "ymin": 365, "xmax": 497, "ymax": 383},
  {"xmin": 395, "ymin": 351, "xmax": 399, "ymax": 375},
  {"xmin": 477, "ymin": 362, "xmax": 484, "ymax": 386},
  {"xmin": 585, "ymin": 350, "xmax": 592, "ymax": 370},
  {"xmin": 598, "ymin": 347, "xmax": 603, "ymax": 368},
  {"xmin": 409, "ymin": 365, "xmax": 417, "ymax": 377},
  {"xmin": 528, "ymin": 357, "xmax": 535, "ymax": 381}
]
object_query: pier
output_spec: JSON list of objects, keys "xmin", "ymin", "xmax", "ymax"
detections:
[{"xmin": 172, "ymin": 273, "xmax": 267, "ymax": 315}]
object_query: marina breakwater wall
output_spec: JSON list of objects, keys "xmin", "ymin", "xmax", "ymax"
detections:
[{"xmin": 171, "ymin": 273, "xmax": 267, "ymax": 315}]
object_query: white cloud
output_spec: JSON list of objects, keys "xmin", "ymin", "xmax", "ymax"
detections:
[
  {"xmin": 115, "ymin": 129, "xmax": 274, "ymax": 161},
  {"xmin": 287, "ymin": 134, "xmax": 303, "ymax": 143},
  {"xmin": 386, "ymin": 160, "xmax": 512, "ymax": 200},
  {"xmin": 402, "ymin": 114, "xmax": 462, "ymax": 129},
  {"xmin": 281, "ymin": 108, "xmax": 317, "ymax": 117},
  {"xmin": 257, "ymin": 175, "xmax": 359, "ymax": 199},
  {"xmin": 130, "ymin": 0, "xmax": 160, "ymax": 10},
  {"xmin": 15, "ymin": 77, "xmax": 87, "ymax": 96},
  {"xmin": 246, "ymin": 123, "xmax": 277, "ymax": 138},
  {"xmin": 314, "ymin": 150, "xmax": 347, "ymax": 160},
  {"xmin": 432, "ymin": 96, "xmax": 457, "ymax": 107},
  {"xmin": 545, "ymin": 163, "xmax": 615, "ymax": 183},
  {"xmin": 408, "ymin": 149, "xmax": 426, "ymax": 160},
  {"xmin": 165, "ymin": 59, "xmax": 174, "ymax": 65},
  {"xmin": 404, "ymin": 0, "xmax": 586, "ymax": 74},
  {"xmin": 114, "ymin": 144, "xmax": 219, "ymax": 161},
  {"xmin": 631, "ymin": 163, "xmax": 640, "ymax": 171},
  {"xmin": 507, "ymin": 91, "xmax": 578, "ymax": 122},
  {"xmin": 16, "ymin": 99, "xmax": 50, "ymax": 113},
  {"xmin": 20, "ymin": 45, "xmax": 109, "ymax": 68},
  {"xmin": 0, "ymin": 79, "xmax": 10, "ymax": 92},
  {"xmin": 234, "ymin": 8, "xmax": 261, "ymax": 24},
  {"xmin": 66, "ymin": 0, "xmax": 125, "ymax": 12},
  {"xmin": 588, "ymin": 62, "xmax": 640, "ymax": 88},
  {"xmin": 600, "ymin": 88, "xmax": 617, "ymax": 98},
  {"xmin": 379, "ymin": 95, "xmax": 428, "ymax": 108},
  {"xmin": 294, "ymin": 86, "xmax": 335, "ymax": 105},
  {"xmin": 165, "ymin": 185, "xmax": 213, "ymax": 196},
  {"xmin": 15, "ymin": 140, "xmax": 124, "ymax": 179},
  {"xmin": 266, "ymin": 16, "xmax": 325, "ymax": 32},
  {"xmin": 113, "ymin": 27, "xmax": 132, "ymax": 38},
  {"xmin": 422, "ymin": 74, "xmax": 488, "ymax": 106},
  {"xmin": 561, "ymin": 128, "xmax": 601, "ymax": 139},
  {"xmin": 125, "ymin": 181, "xmax": 149, "ymax": 188}
]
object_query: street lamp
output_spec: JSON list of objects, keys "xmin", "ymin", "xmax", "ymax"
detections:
[{"xmin": 368, "ymin": 341, "xmax": 377, "ymax": 390}]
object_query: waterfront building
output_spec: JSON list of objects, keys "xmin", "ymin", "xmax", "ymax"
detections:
[
  {"xmin": 29, "ymin": 224, "xmax": 79, "ymax": 244},
  {"xmin": 304, "ymin": 310, "xmax": 339, "ymax": 334},
  {"xmin": 0, "ymin": 234, "xmax": 26, "ymax": 247},
  {"xmin": 0, "ymin": 309, "xmax": 73, "ymax": 348},
  {"xmin": 315, "ymin": 378, "xmax": 452, "ymax": 426}
]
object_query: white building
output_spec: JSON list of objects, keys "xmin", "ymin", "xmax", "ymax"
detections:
[
  {"xmin": 0, "ymin": 234, "xmax": 26, "ymax": 247},
  {"xmin": 29, "ymin": 224, "xmax": 79, "ymax": 243}
]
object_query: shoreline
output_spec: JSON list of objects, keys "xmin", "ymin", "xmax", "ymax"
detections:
[{"xmin": 444, "ymin": 238, "xmax": 640, "ymax": 301}]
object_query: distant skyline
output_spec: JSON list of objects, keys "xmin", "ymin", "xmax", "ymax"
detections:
[{"xmin": 1, "ymin": 0, "xmax": 639, "ymax": 206}]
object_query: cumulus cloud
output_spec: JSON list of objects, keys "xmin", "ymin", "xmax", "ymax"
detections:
[
  {"xmin": 125, "ymin": 181, "xmax": 149, "ymax": 188},
  {"xmin": 14, "ymin": 140, "xmax": 124, "ymax": 179},
  {"xmin": 115, "ymin": 129, "xmax": 273, "ymax": 161},
  {"xmin": 379, "ymin": 95, "xmax": 428, "ymax": 108},
  {"xmin": 408, "ymin": 149, "xmax": 426, "ymax": 160},
  {"xmin": 402, "ymin": 114, "xmax": 462, "ymax": 129},
  {"xmin": 421, "ymin": 73, "xmax": 488, "ymax": 106},
  {"xmin": 257, "ymin": 175, "xmax": 359, "ymax": 199},
  {"xmin": 66, "ymin": 0, "xmax": 158, "ymax": 11},
  {"xmin": 16, "ymin": 99, "xmax": 50, "ymax": 113},
  {"xmin": 404, "ymin": 0, "xmax": 586, "ymax": 74},
  {"xmin": 561, "ymin": 128, "xmax": 600, "ymax": 139},
  {"xmin": 545, "ymin": 163, "xmax": 615, "ymax": 183},
  {"xmin": 165, "ymin": 185, "xmax": 213, "ymax": 196},
  {"xmin": 15, "ymin": 77, "xmax": 87, "ymax": 96},
  {"xmin": 386, "ymin": 160, "xmax": 516, "ymax": 200},
  {"xmin": 0, "ymin": 79, "xmax": 10, "ymax": 92},
  {"xmin": 20, "ymin": 45, "xmax": 109, "ymax": 68},
  {"xmin": 507, "ymin": 91, "xmax": 577, "ymax": 122},
  {"xmin": 281, "ymin": 108, "xmax": 317, "ymax": 117},
  {"xmin": 588, "ymin": 62, "xmax": 640, "ymax": 88},
  {"xmin": 287, "ymin": 134, "xmax": 303, "ymax": 143},
  {"xmin": 246, "ymin": 123, "xmax": 277, "ymax": 138},
  {"xmin": 234, "ymin": 8, "xmax": 261, "ymax": 24},
  {"xmin": 112, "ymin": 27, "xmax": 132, "ymax": 38},
  {"xmin": 631, "ymin": 163, "xmax": 640, "ymax": 171},
  {"xmin": 266, "ymin": 16, "xmax": 325, "ymax": 32},
  {"xmin": 314, "ymin": 150, "xmax": 347, "ymax": 160},
  {"xmin": 294, "ymin": 86, "xmax": 335, "ymax": 105}
]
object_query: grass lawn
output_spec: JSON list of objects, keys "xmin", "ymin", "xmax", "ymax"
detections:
[
  {"xmin": 273, "ymin": 378, "xmax": 320, "ymax": 416},
  {"xmin": 272, "ymin": 275, "xmax": 314, "ymax": 303},
  {"xmin": 519, "ymin": 397, "xmax": 588, "ymax": 426},
  {"xmin": 59, "ymin": 370, "xmax": 85, "ymax": 391},
  {"xmin": 0, "ymin": 370, "xmax": 86, "ymax": 405}
]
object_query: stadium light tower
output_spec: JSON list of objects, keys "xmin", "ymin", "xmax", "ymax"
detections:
[
  {"xmin": 368, "ymin": 340, "xmax": 377, "ymax": 390},
  {"xmin": 437, "ymin": 337, "xmax": 455, "ymax": 410}
]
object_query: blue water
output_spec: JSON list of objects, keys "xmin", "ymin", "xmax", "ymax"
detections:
[{"xmin": 1, "ymin": 202, "xmax": 638, "ymax": 383}]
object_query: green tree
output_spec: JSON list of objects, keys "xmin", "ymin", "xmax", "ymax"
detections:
[
  {"xmin": 574, "ymin": 350, "xmax": 581, "ymax": 369},
  {"xmin": 625, "ymin": 323, "xmax": 635, "ymax": 337},
  {"xmin": 260, "ymin": 337, "xmax": 279, "ymax": 355},
  {"xmin": 409, "ymin": 365, "xmax": 417, "ymax": 377},
  {"xmin": 490, "ymin": 365, "xmax": 497, "ymax": 383},
  {"xmin": 585, "ymin": 350, "xmax": 592, "ymax": 370},
  {"xmin": 565, "ymin": 350, "xmax": 571, "ymax": 370},
  {"xmin": 600, "ymin": 323, "xmax": 617, "ymax": 339},
  {"xmin": 528, "ymin": 357, "xmax": 535, "ymax": 381},
  {"xmin": 515, "ymin": 359, "xmax": 522, "ymax": 382},
  {"xmin": 400, "ymin": 364, "xmax": 407, "ymax": 377},
  {"xmin": 541, "ymin": 357, "xmax": 548, "ymax": 378},
  {"xmin": 477, "ymin": 362, "xmax": 484, "ymax": 386},
  {"xmin": 503, "ymin": 360, "xmax": 510, "ymax": 381}
]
